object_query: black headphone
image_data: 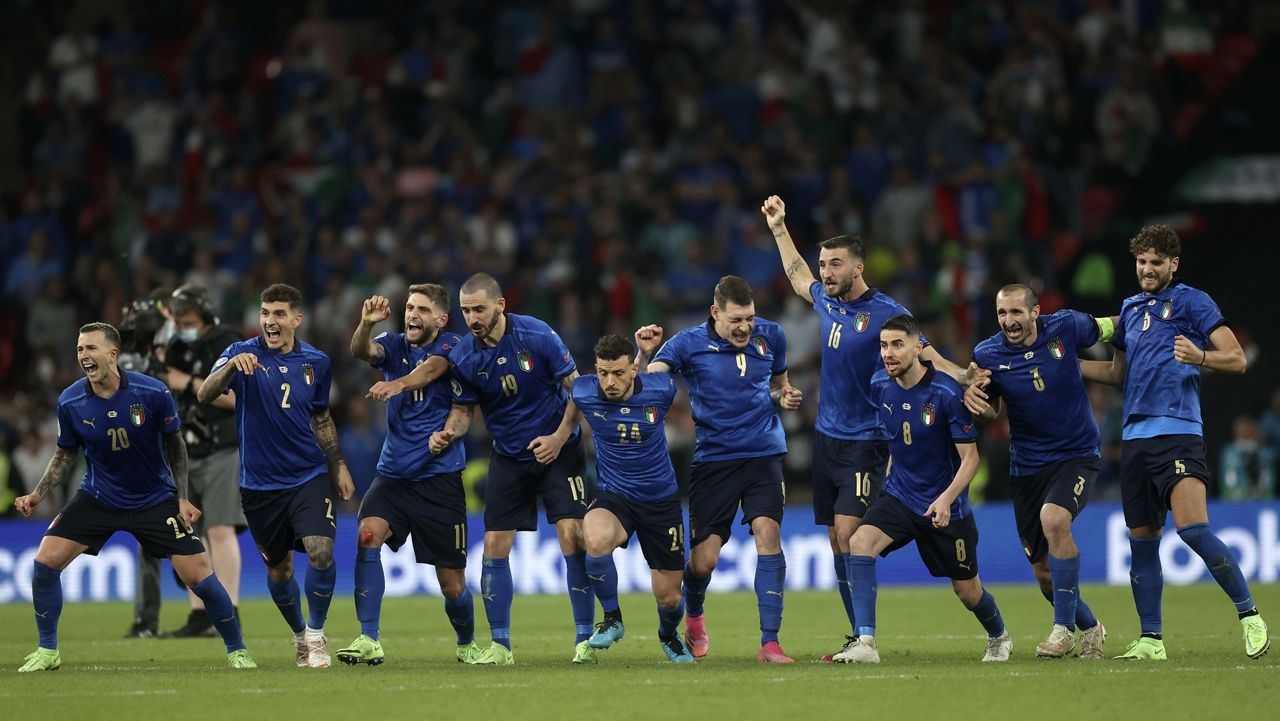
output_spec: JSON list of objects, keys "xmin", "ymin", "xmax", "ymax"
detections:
[{"xmin": 170, "ymin": 286, "xmax": 220, "ymax": 326}]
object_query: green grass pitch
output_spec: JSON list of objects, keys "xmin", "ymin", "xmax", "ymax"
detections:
[{"xmin": 3, "ymin": 584, "xmax": 1277, "ymax": 720}]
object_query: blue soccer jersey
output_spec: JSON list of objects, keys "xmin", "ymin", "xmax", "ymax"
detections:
[
  {"xmin": 973, "ymin": 310, "xmax": 1102, "ymax": 476},
  {"xmin": 872, "ymin": 363, "xmax": 978, "ymax": 519},
  {"xmin": 448, "ymin": 313, "xmax": 578, "ymax": 461},
  {"xmin": 55, "ymin": 371, "xmax": 182, "ymax": 510},
  {"xmin": 811, "ymin": 282, "xmax": 918, "ymax": 441},
  {"xmin": 215, "ymin": 337, "xmax": 331, "ymax": 491},
  {"xmin": 572, "ymin": 372, "xmax": 679, "ymax": 503},
  {"xmin": 371, "ymin": 330, "xmax": 465, "ymax": 479},
  {"xmin": 1113, "ymin": 283, "xmax": 1226, "ymax": 440},
  {"xmin": 653, "ymin": 318, "xmax": 788, "ymax": 462}
]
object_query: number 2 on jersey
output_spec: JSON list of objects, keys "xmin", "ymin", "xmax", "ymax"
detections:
[{"xmin": 280, "ymin": 382, "xmax": 292, "ymax": 408}]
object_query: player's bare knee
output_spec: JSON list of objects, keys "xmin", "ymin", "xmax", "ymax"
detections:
[
  {"xmin": 952, "ymin": 579, "xmax": 982, "ymax": 607},
  {"xmin": 484, "ymin": 531, "xmax": 515, "ymax": 558},
  {"xmin": 555, "ymin": 520, "xmax": 585, "ymax": 555},
  {"xmin": 357, "ymin": 521, "xmax": 386, "ymax": 549},
  {"xmin": 303, "ymin": 537, "xmax": 334, "ymax": 569},
  {"xmin": 656, "ymin": 588, "xmax": 682, "ymax": 610},
  {"xmin": 172, "ymin": 554, "xmax": 213, "ymax": 587},
  {"xmin": 1128, "ymin": 524, "xmax": 1162, "ymax": 539},
  {"xmin": 267, "ymin": 559, "xmax": 293, "ymax": 583},
  {"xmin": 751, "ymin": 519, "xmax": 782, "ymax": 553},
  {"xmin": 438, "ymin": 572, "xmax": 466, "ymax": 599}
]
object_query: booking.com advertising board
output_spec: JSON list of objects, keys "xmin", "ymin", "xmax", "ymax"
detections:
[{"xmin": 0, "ymin": 501, "xmax": 1278, "ymax": 604}]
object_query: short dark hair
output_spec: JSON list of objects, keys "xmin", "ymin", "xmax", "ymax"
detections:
[
  {"xmin": 460, "ymin": 272, "xmax": 502, "ymax": 299},
  {"xmin": 593, "ymin": 334, "xmax": 633, "ymax": 362},
  {"xmin": 170, "ymin": 284, "xmax": 217, "ymax": 323},
  {"xmin": 79, "ymin": 322, "xmax": 121, "ymax": 348},
  {"xmin": 408, "ymin": 283, "xmax": 450, "ymax": 313},
  {"xmin": 1129, "ymin": 225, "xmax": 1182, "ymax": 258},
  {"xmin": 880, "ymin": 314, "xmax": 920, "ymax": 338},
  {"xmin": 818, "ymin": 234, "xmax": 865, "ymax": 260},
  {"xmin": 260, "ymin": 283, "xmax": 303, "ymax": 311},
  {"xmin": 997, "ymin": 283, "xmax": 1038, "ymax": 308},
  {"xmin": 713, "ymin": 275, "xmax": 754, "ymax": 309}
]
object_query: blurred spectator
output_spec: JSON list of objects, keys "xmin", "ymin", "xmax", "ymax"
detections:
[
  {"xmin": 338, "ymin": 397, "xmax": 385, "ymax": 504},
  {"xmin": 1219, "ymin": 415, "xmax": 1276, "ymax": 501}
]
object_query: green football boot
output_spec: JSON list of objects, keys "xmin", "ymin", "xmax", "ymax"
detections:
[
  {"xmin": 455, "ymin": 641, "xmax": 483, "ymax": 664},
  {"xmin": 336, "ymin": 634, "xmax": 385, "ymax": 666},
  {"xmin": 18, "ymin": 648, "xmax": 61, "ymax": 673},
  {"xmin": 470, "ymin": 641, "xmax": 514, "ymax": 666},
  {"xmin": 572, "ymin": 639, "xmax": 598, "ymax": 664},
  {"xmin": 227, "ymin": 649, "xmax": 258, "ymax": 669},
  {"xmin": 1113, "ymin": 637, "xmax": 1167, "ymax": 661},
  {"xmin": 1242, "ymin": 615, "xmax": 1270, "ymax": 659}
]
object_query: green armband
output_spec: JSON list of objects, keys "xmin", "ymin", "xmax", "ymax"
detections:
[{"xmin": 1095, "ymin": 316, "xmax": 1115, "ymax": 343}]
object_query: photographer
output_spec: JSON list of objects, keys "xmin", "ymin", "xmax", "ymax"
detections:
[{"xmin": 152, "ymin": 285, "xmax": 246, "ymax": 637}]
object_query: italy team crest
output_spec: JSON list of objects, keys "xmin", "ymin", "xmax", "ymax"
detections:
[
  {"xmin": 643, "ymin": 406, "xmax": 658, "ymax": 424},
  {"xmin": 129, "ymin": 403, "xmax": 146, "ymax": 426},
  {"xmin": 1160, "ymin": 300, "xmax": 1173, "ymax": 319},
  {"xmin": 752, "ymin": 337, "xmax": 767, "ymax": 356},
  {"xmin": 1048, "ymin": 337, "xmax": 1064, "ymax": 360},
  {"xmin": 301, "ymin": 364, "xmax": 315, "ymax": 385},
  {"xmin": 921, "ymin": 403, "xmax": 936, "ymax": 426},
  {"xmin": 517, "ymin": 350, "xmax": 533, "ymax": 372},
  {"xmin": 854, "ymin": 312, "xmax": 870, "ymax": 332}
]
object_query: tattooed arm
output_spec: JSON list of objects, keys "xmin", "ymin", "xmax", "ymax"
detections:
[
  {"xmin": 429, "ymin": 404, "xmax": 474, "ymax": 454},
  {"xmin": 311, "ymin": 408, "xmax": 354, "ymax": 500},
  {"xmin": 162, "ymin": 432, "xmax": 203, "ymax": 525},
  {"xmin": 761, "ymin": 195, "xmax": 817, "ymax": 303},
  {"xmin": 14, "ymin": 446, "xmax": 80, "ymax": 516}
]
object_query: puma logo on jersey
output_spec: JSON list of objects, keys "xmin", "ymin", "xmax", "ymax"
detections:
[
  {"xmin": 957, "ymin": 562, "xmax": 971, "ymax": 571},
  {"xmin": 592, "ymin": 412, "xmax": 608, "ymax": 420},
  {"xmin": 999, "ymin": 364, "xmax": 1012, "ymax": 370},
  {"xmin": 706, "ymin": 344, "xmax": 719, "ymax": 351},
  {"xmin": 82, "ymin": 418, "xmax": 95, "ymax": 428}
]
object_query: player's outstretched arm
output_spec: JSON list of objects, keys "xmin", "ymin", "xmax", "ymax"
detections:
[
  {"xmin": 769, "ymin": 371, "xmax": 803, "ymax": 411},
  {"xmin": 366, "ymin": 355, "xmax": 447, "ymax": 401},
  {"xmin": 761, "ymin": 195, "xmax": 816, "ymax": 304},
  {"xmin": 14, "ymin": 446, "xmax": 79, "ymax": 517},
  {"xmin": 351, "ymin": 295, "xmax": 390, "ymax": 363},
  {"xmin": 1177, "ymin": 325, "xmax": 1246, "ymax": 374},
  {"xmin": 198, "ymin": 353, "xmax": 263, "ymax": 404},
  {"xmin": 924, "ymin": 442, "xmax": 979, "ymax": 528},
  {"xmin": 429, "ymin": 404, "xmax": 474, "ymax": 454},
  {"xmin": 919, "ymin": 347, "xmax": 982, "ymax": 387},
  {"xmin": 311, "ymin": 408, "xmax": 354, "ymax": 500},
  {"xmin": 1079, "ymin": 349, "xmax": 1126, "ymax": 387},
  {"xmin": 634, "ymin": 325, "xmax": 671, "ymax": 373}
]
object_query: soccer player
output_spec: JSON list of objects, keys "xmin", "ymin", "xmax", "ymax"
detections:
[
  {"xmin": 572, "ymin": 334, "xmax": 694, "ymax": 664},
  {"xmin": 964, "ymin": 285, "xmax": 1108, "ymax": 659},
  {"xmin": 635, "ymin": 275, "xmax": 802, "ymax": 663},
  {"xmin": 1080, "ymin": 225, "xmax": 1268, "ymax": 660},
  {"xmin": 198, "ymin": 284, "xmax": 355, "ymax": 668},
  {"xmin": 834, "ymin": 315, "xmax": 1010, "ymax": 664},
  {"xmin": 337, "ymin": 286, "xmax": 479, "ymax": 665},
  {"xmin": 402, "ymin": 272, "xmax": 593, "ymax": 666},
  {"xmin": 14, "ymin": 323, "xmax": 255, "ymax": 671},
  {"xmin": 761, "ymin": 195, "xmax": 976, "ymax": 660}
]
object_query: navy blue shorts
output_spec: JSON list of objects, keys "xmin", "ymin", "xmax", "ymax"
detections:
[
  {"xmin": 240, "ymin": 473, "xmax": 336, "ymax": 567},
  {"xmin": 484, "ymin": 434, "xmax": 590, "ymax": 532},
  {"xmin": 589, "ymin": 491, "xmax": 686, "ymax": 571},
  {"xmin": 1120, "ymin": 435, "xmax": 1210, "ymax": 529},
  {"xmin": 861, "ymin": 492, "xmax": 979, "ymax": 580},
  {"xmin": 360, "ymin": 472, "xmax": 468, "ymax": 568},
  {"xmin": 1011, "ymin": 457, "xmax": 1098, "ymax": 563},
  {"xmin": 47, "ymin": 491, "xmax": 207, "ymax": 558},
  {"xmin": 812, "ymin": 433, "xmax": 888, "ymax": 525},
  {"xmin": 688, "ymin": 454, "xmax": 785, "ymax": 546}
]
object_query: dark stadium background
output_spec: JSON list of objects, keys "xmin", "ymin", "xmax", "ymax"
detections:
[{"xmin": 2, "ymin": 0, "xmax": 1278, "ymax": 515}]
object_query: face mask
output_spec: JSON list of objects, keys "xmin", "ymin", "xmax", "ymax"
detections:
[{"xmin": 177, "ymin": 328, "xmax": 199, "ymax": 343}]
